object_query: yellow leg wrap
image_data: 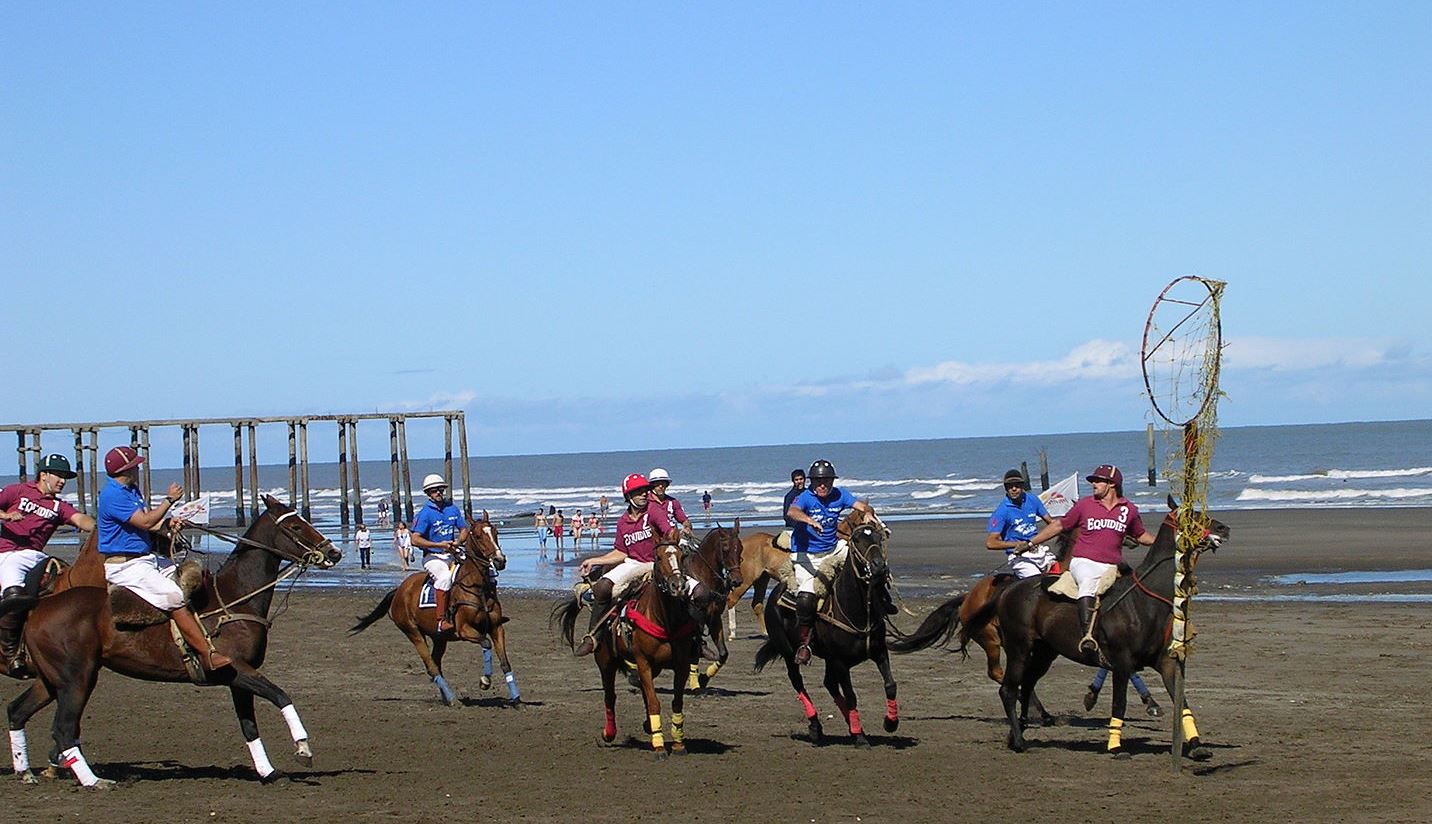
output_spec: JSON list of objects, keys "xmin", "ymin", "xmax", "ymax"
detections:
[
  {"xmin": 1107, "ymin": 717, "xmax": 1124, "ymax": 751},
  {"xmin": 1181, "ymin": 708, "xmax": 1200, "ymax": 741},
  {"xmin": 704, "ymin": 661, "xmax": 721, "ymax": 680},
  {"xmin": 671, "ymin": 712, "xmax": 685, "ymax": 744},
  {"xmin": 686, "ymin": 671, "xmax": 701, "ymax": 691},
  {"xmin": 649, "ymin": 714, "xmax": 665, "ymax": 750}
]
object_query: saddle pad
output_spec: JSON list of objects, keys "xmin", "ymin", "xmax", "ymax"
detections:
[
  {"xmin": 109, "ymin": 561, "xmax": 206, "ymax": 628},
  {"xmin": 418, "ymin": 581, "xmax": 438, "ymax": 610},
  {"xmin": 1046, "ymin": 567, "xmax": 1119, "ymax": 601},
  {"xmin": 773, "ymin": 530, "xmax": 792, "ymax": 551}
]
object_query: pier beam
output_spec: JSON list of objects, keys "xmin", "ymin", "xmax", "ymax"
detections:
[
  {"xmin": 233, "ymin": 424, "xmax": 246, "ymax": 526},
  {"xmin": 348, "ymin": 419, "xmax": 363, "ymax": 526},
  {"xmin": 287, "ymin": 422, "xmax": 298, "ymax": 508},
  {"xmin": 84, "ymin": 429, "xmax": 98, "ymax": 510},
  {"xmin": 1039, "ymin": 449, "xmax": 1050, "ymax": 491},
  {"xmin": 398, "ymin": 417, "xmax": 414, "ymax": 522},
  {"xmin": 1147, "ymin": 423, "xmax": 1157, "ymax": 487},
  {"xmin": 15, "ymin": 431, "xmax": 26, "ymax": 483},
  {"xmin": 337, "ymin": 420, "xmax": 350, "ymax": 528},
  {"xmin": 140, "ymin": 426, "xmax": 152, "ymax": 506},
  {"xmin": 72, "ymin": 429, "xmax": 88, "ymax": 514},
  {"xmin": 247, "ymin": 423, "xmax": 259, "ymax": 519},
  {"xmin": 458, "ymin": 413, "xmax": 472, "ymax": 519},
  {"xmin": 299, "ymin": 420, "xmax": 311, "ymax": 520},
  {"xmin": 388, "ymin": 419, "xmax": 401, "ymax": 525}
]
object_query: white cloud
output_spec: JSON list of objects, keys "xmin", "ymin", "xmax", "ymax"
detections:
[
  {"xmin": 903, "ymin": 339, "xmax": 1139, "ymax": 387},
  {"xmin": 1222, "ymin": 336, "xmax": 1391, "ymax": 371},
  {"xmin": 393, "ymin": 390, "xmax": 477, "ymax": 411}
]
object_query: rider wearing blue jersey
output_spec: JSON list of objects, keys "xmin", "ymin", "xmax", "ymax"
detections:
[
  {"xmin": 411, "ymin": 474, "xmax": 470, "ymax": 636},
  {"xmin": 986, "ymin": 469, "xmax": 1057, "ymax": 578},
  {"xmin": 784, "ymin": 460, "xmax": 875, "ymax": 665}
]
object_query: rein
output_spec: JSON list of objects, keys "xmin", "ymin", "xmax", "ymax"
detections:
[
  {"xmin": 682, "ymin": 531, "xmax": 737, "ymax": 597},
  {"xmin": 183, "ymin": 517, "xmax": 333, "ymax": 625}
]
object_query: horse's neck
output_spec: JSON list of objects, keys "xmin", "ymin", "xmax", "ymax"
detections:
[
  {"xmin": 214, "ymin": 522, "xmax": 283, "ymax": 615},
  {"xmin": 1132, "ymin": 524, "xmax": 1179, "ymax": 600},
  {"xmin": 831, "ymin": 564, "xmax": 873, "ymax": 621},
  {"xmin": 54, "ymin": 530, "xmax": 106, "ymax": 592},
  {"xmin": 637, "ymin": 581, "xmax": 681, "ymax": 625}
]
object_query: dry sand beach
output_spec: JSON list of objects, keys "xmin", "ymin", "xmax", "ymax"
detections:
[{"xmin": 3, "ymin": 507, "xmax": 1430, "ymax": 823}]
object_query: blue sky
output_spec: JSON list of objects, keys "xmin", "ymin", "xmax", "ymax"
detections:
[{"xmin": 3, "ymin": 3, "xmax": 1429, "ymax": 463}]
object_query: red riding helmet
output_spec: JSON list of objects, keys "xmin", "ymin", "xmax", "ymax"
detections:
[
  {"xmin": 104, "ymin": 445, "xmax": 145, "ymax": 477},
  {"xmin": 1085, "ymin": 464, "xmax": 1123, "ymax": 487},
  {"xmin": 622, "ymin": 473, "xmax": 650, "ymax": 496}
]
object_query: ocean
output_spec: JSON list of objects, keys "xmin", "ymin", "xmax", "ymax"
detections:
[{"xmin": 13, "ymin": 418, "xmax": 1432, "ymax": 593}]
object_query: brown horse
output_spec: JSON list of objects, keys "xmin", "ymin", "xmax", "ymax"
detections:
[
  {"xmin": 680, "ymin": 523, "xmax": 744, "ymax": 690},
  {"xmin": 349, "ymin": 512, "xmax": 517, "ymax": 705},
  {"xmin": 554, "ymin": 532, "xmax": 698, "ymax": 759},
  {"xmin": 724, "ymin": 507, "xmax": 889, "ymax": 639},
  {"xmin": 5, "ymin": 495, "xmax": 341, "ymax": 787}
]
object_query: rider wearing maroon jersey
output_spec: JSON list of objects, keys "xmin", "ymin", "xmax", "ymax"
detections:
[
  {"xmin": 646, "ymin": 468, "xmax": 692, "ymax": 537},
  {"xmin": 1025, "ymin": 464, "xmax": 1156, "ymax": 654}
]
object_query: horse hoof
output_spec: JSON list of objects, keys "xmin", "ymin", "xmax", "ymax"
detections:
[
  {"xmin": 654, "ymin": 749, "xmax": 669, "ymax": 761},
  {"xmin": 883, "ymin": 716, "xmax": 899, "ymax": 733},
  {"xmin": 258, "ymin": 770, "xmax": 284, "ymax": 785},
  {"xmin": 1007, "ymin": 736, "xmax": 1026, "ymax": 753},
  {"xmin": 1111, "ymin": 749, "xmax": 1131, "ymax": 761},
  {"xmin": 17, "ymin": 770, "xmax": 38, "ymax": 785},
  {"xmin": 40, "ymin": 765, "xmax": 61, "ymax": 781},
  {"xmin": 807, "ymin": 721, "xmax": 824, "ymax": 745},
  {"xmin": 507, "ymin": 698, "xmax": 522, "ymax": 708},
  {"xmin": 479, "ymin": 676, "xmax": 492, "ymax": 691},
  {"xmin": 1145, "ymin": 701, "xmax": 1163, "ymax": 718},
  {"xmin": 1184, "ymin": 740, "xmax": 1212, "ymax": 761},
  {"xmin": 670, "ymin": 744, "xmax": 688, "ymax": 757},
  {"xmin": 853, "ymin": 734, "xmax": 871, "ymax": 749},
  {"xmin": 85, "ymin": 778, "xmax": 118, "ymax": 791},
  {"xmin": 293, "ymin": 739, "xmax": 314, "ymax": 767}
]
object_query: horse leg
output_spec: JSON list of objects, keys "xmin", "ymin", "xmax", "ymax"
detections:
[
  {"xmin": 669, "ymin": 649, "xmax": 690, "ymax": 756},
  {"xmin": 1156, "ymin": 655, "xmax": 1211, "ymax": 760},
  {"xmin": 1107, "ymin": 671, "xmax": 1131, "ymax": 759},
  {"xmin": 402, "ymin": 623, "xmax": 454, "ymax": 706},
  {"xmin": 1000, "ymin": 642, "xmax": 1031, "ymax": 752},
  {"xmin": 751, "ymin": 573, "xmax": 770, "ymax": 636},
  {"xmin": 693, "ymin": 613, "xmax": 728, "ymax": 690},
  {"xmin": 873, "ymin": 645, "xmax": 900, "ymax": 733},
  {"xmin": 597, "ymin": 654, "xmax": 618, "ymax": 744},
  {"xmin": 48, "ymin": 661, "xmax": 110, "ymax": 788},
  {"xmin": 7, "ymin": 680, "xmax": 54, "ymax": 784},
  {"xmin": 823, "ymin": 662, "xmax": 867, "ymax": 747},
  {"xmin": 980, "ymin": 624, "xmax": 1004, "ymax": 684},
  {"xmin": 490, "ymin": 624, "xmax": 520, "ymax": 703},
  {"xmin": 1018, "ymin": 646, "xmax": 1058, "ymax": 731},
  {"xmin": 230, "ymin": 687, "xmax": 279, "ymax": 782},
  {"xmin": 227, "ymin": 663, "xmax": 316, "ymax": 766},
  {"xmin": 634, "ymin": 655, "xmax": 667, "ymax": 760}
]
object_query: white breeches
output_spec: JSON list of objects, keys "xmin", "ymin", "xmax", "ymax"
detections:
[
  {"xmin": 1008, "ymin": 544, "xmax": 1058, "ymax": 579},
  {"xmin": 600, "ymin": 557, "xmax": 701, "ymax": 600},
  {"xmin": 424, "ymin": 555, "xmax": 454, "ymax": 591},
  {"xmin": 1069, "ymin": 557, "xmax": 1118, "ymax": 598},
  {"xmin": 792, "ymin": 540, "xmax": 849, "ymax": 596},
  {"xmin": 0, "ymin": 549, "xmax": 47, "ymax": 591},
  {"xmin": 103, "ymin": 554, "xmax": 185, "ymax": 611}
]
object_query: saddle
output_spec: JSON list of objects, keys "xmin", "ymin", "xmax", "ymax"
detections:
[
  {"xmin": 109, "ymin": 561, "xmax": 207, "ymax": 628},
  {"xmin": 1044, "ymin": 563, "xmax": 1131, "ymax": 602}
]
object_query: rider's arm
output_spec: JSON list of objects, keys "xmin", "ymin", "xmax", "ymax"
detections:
[
  {"xmin": 410, "ymin": 531, "xmax": 445, "ymax": 550},
  {"xmin": 578, "ymin": 547, "xmax": 628, "ymax": 575},
  {"xmin": 1025, "ymin": 520, "xmax": 1065, "ymax": 549},
  {"xmin": 785, "ymin": 504, "xmax": 820, "ymax": 530},
  {"xmin": 126, "ymin": 483, "xmax": 184, "ymax": 532},
  {"xmin": 67, "ymin": 512, "xmax": 96, "ymax": 532}
]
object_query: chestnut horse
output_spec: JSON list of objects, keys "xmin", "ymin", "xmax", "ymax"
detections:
[
  {"xmin": 724, "ymin": 507, "xmax": 889, "ymax": 639},
  {"xmin": 349, "ymin": 512, "xmax": 518, "ymax": 705},
  {"xmin": 963, "ymin": 497, "xmax": 1229, "ymax": 757},
  {"xmin": 553, "ymin": 532, "xmax": 698, "ymax": 759},
  {"xmin": 5, "ymin": 495, "xmax": 341, "ymax": 787},
  {"xmin": 754, "ymin": 523, "xmax": 899, "ymax": 747}
]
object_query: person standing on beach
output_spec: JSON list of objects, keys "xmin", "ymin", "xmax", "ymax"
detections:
[
  {"xmin": 571, "ymin": 509, "xmax": 585, "ymax": 553},
  {"xmin": 0, "ymin": 454, "xmax": 96, "ymax": 678},
  {"xmin": 701, "ymin": 490, "xmax": 712, "ymax": 514},
  {"xmin": 393, "ymin": 521, "xmax": 413, "ymax": 570},
  {"xmin": 598, "ymin": 495, "xmax": 609, "ymax": 524},
  {"xmin": 376, "ymin": 498, "xmax": 390, "ymax": 528},
  {"xmin": 778, "ymin": 468, "xmax": 807, "ymax": 550},
  {"xmin": 411, "ymin": 474, "xmax": 469, "ymax": 636},
  {"xmin": 986, "ymin": 469, "xmax": 1057, "ymax": 578},
  {"xmin": 535, "ymin": 509, "xmax": 549, "ymax": 557},
  {"xmin": 586, "ymin": 512, "xmax": 600, "ymax": 551},
  {"xmin": 785, "ymin": 460, "xmax": 874, "ymax": 665},
  {"xmin": 1024, "ymin": 464, "xmax": 1155, "ymax": 655},
  {"xmin": 355, "ymin": 523, "xmax": 373, "ymax": 569},
  {"xmin": 553, "ymin": 510, "xmax": 566, "ymax": 561},
  {"xmin": 647, "ymin": 468, "xmax": 692, "ymax": 538}
]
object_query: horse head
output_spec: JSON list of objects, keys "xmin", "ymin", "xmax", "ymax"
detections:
[
  {"xmin": 260, "ymin": 494, "xmax": 342, "ymax": 568},
  {"xmin": 838, "ymin": 505, "xmax": 891, "ymax": 542},
  {"xmin": 845, "ymin": 522, "xmax": 890, "ymax": 583},
  {"xmin": 692, "ymin": 520, "xmax": 743, "ymax": 598},
  {"xmin": 464, "ymin": 510, "xmax": 506, "ymax": 572},
  {"xmin": 652, "ymin": 530, "xmax": 689, "ymax": 598},
  {"xmin": 1164, "ymin": 494, "xmax": 1231, "ymax": 557}
]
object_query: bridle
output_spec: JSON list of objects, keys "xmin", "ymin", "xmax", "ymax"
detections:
[
  {"xmin": 681, "ymin": 528, "xmax": 740, "ymax": 598},
  {"xmin": 653, "ymin": 537, "xmax": 689, "ymax": 598},
  {"xmin": 186, "ymin": 507, "xmax": 339, "ymax": 627},
  {"xmin": 450, "ymin": 523, "xmax": 505, "ymax": 611},
  {"xmin": 1111, "ymin": 513, "xmax": 1225, "ymax": 612},
  {"xmin": 824, "ymin": 524, "xmax": 889, "ymax": 637}
]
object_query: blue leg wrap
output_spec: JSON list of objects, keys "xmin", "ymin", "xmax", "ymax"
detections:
[
  {"xmin": 505, "ymin": 671, "xmax": 520, "ymax": 701},
  {"xmin": 483, "ymin": 648, "xmax": 494, "ymax": 678},
  {"xmin": 433, "ymin": 675, "xmax": 455, "ymax": 705}
]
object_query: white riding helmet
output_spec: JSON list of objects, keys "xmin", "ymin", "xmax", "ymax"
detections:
[
  {"xmin": 421, "ymin": 474, "xmax": 449, "ymax": 492},
  {"xmin": 648, "ymin": 468, "xmax": 671, "ymax": 484}
]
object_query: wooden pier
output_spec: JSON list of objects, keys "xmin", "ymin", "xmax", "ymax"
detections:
[{"xmin": 2, "ymin": 411, "xmax": 472, "ymax": 526}]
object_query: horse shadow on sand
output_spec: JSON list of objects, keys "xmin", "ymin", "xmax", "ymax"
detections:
[
  {"xmin": 782, "ymin": 729, "xmax": 919, "ymax": 750},
  {"xmin": 601, "ymin": 736, "xmax": 737, "ymax": 756},
  {"xmin": 91, "ymin": 760, "xmax": 380, "ymax": 786}
]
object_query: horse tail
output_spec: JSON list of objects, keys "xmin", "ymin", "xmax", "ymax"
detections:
[
  {"xmin": 753, "ymin": 588, "xmax": 792, "ymax": 673},
  {"xmin": 886, "ymin": 593, "xmax": 966, "ymax": 654},
  {"xmin": 753, "ymin": 634, "xmax": 785, "ymax": 673},
  {"xmin": 551, "ymin": 597, "xmax": 583, "ymax": 650},
  {"xmin": 956, "ymin": 590, "xmax": 1002, "ymax": 654},
  {"xmin": 348, "ymin": 588, "xmax": 398, "ymax": 636}
]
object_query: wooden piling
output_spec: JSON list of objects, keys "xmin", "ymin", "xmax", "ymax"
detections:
[
  {"xmin": 348, "ymin": 419, "xmax": 363, "ymax": 525},
  {"xmin": 388, "ymin": 419, "xmax": 401, "ymax": 524},
  {"xmin": 72, "ymin": 429, "xmax": 88, "ymax": 514},
  {"xmin": 398, "ymin": 417, "xmax": 414, "ymax": 522},
  {"xmin": 337, "ymin": 420, "xmax": 350, "ymax": 527},
  {"xmin": 458, "ymin": 413, "xmax": 472, "ymax": 519},
  {"xmin": 1020, "ymin": 460, "xmax": 1032, "ymax": 491},
  {"xmin": 287, "ymin": 422, "xmax": 298, "ymax": 507},
  {"xmin": 15, "ymin": 431, "xmax": 26, "ymax": 482},
  {"xmin": 29, "ymin": 432, "xmax": 41, "ymax": 487},
  {"xmin": 1147, "ymin": 423, "xmax": 1157, "ymax": 487},
  {"xmin": 190, "ymin": 425, "xmax": 201, "ymax": 498},
  {"xmin": 140, "ymin": 426, "xmax": 152, "ymax": 506},
  {"xmin": 299, "ymin": 420, "xmax": 311, "ymax": 520},
  {"xmin": 1039, "ymin": 449, "xmax": 1050, "ymax": 491},
  {"xmin": 233, "ymin": 424, "xmax": 246, "ymax": 526},
  {"xmin": 443, "ymin": 416, "xmax": 453, "ymax": 495},
  {"xmin": 247, "ymin": 423, "xmax": 259, "ymax": 519}
]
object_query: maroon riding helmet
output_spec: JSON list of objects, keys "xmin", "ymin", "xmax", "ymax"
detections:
[{"xmin": 104, "ymin": 445, "xmax": 145, "ymax": 477}]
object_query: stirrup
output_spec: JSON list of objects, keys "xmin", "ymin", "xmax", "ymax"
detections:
[
  {"xmin": 574, "ymin": 634, "xmax": 597, "ymax": 657},
  {"xmin": 795, "ymin": 644, "xmax": 812, "ymax": 665},
  {"xmin": 1079, "ymin": 634, "xmax": 1099, "ymax": 655}
]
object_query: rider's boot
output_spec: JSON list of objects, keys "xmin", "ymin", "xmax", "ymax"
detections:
[
  {"xmin": 171, "ymin": 606, "xmax": 232, "ymax": 670},
  {"xmin": 1077, "ymin": 596, "xmax": 1099, "ymax": 655},
  {"xmin": 434, "ymin": 589, "xmax": 454, "ymax": 636},
  {"xmin": 574, "ymin": 596, "xmax": 611, "ymax": 657},
  {"xmin": 794, "ymin": 592, "xmax": 818, "ymax": 666},
  {"xmin": 0, "ymin": 599, "xmax": 32, "ymax": 680}
]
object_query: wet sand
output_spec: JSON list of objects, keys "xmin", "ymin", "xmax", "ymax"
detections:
[{"xmin": 4, "ymin": 508, "xmax": 1430, "ymax": 823}]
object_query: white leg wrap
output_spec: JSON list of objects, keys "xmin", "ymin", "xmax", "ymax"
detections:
[
  {"xmin": 280, "ymin": 704, "xmax": 308, "ymax": 742},
  {"xmin": 60, "ymin": 746, "xmax": 99, "ymax": 786},
  {"xmin": 9, "ymin": 729, "xmax": 28, "ymax": 773},
  {"xmin": 246, "ymin": 738, "xmax": 276, "ymax": 778}
]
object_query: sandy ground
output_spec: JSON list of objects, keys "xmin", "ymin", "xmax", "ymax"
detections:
[{"xmin": 3, "ymin": 508, "xmax": 1430, "ymax": 823}]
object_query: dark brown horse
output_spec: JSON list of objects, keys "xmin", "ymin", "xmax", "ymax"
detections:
[
  {"xmin": 5, "ymin": 495, "xmax": 340, "ymax": 787},
  {"xmin": 963, "ymin": 497, "xmax": 1229, "ymax": 757},
  {"xmin": 680, "ymin": 523, "xmax": 743, "ymax": 690},
  {"xmin": 349, "ymin": 512, "xmax": 518, "ymax": 705},
  {"xmin": 754, "ymin": 523, "xmax": 899, "ymax": 747},
  {"xmin": 554, "ymin": 532, "xmax": 698, "ymax": 759}
]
